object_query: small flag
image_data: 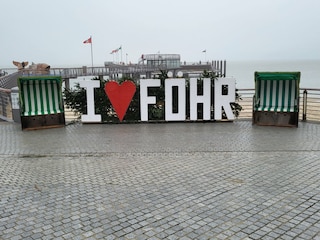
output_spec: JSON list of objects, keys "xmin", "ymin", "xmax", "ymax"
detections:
[
  {"xmin": 83, "ymin": 37, "xmax": 92, "ymax": 44},
  {"xmin": 110, "ymin": 46, "xmax": 122, "ymax": 54},
  {"xmin": 110, "ymin": 49, "xmax": 118, "ymax": 54}
]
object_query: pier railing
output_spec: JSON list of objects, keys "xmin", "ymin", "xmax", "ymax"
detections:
[
  {"xmin": 236, "ymin": 88, "xmax": 320, "ymax": 122},
  {"xmin": 0, "ymin": 87, "xmax": 12, "ymax": 121},
  {"xmin": 1, "ymin": 61, "xmax": 225, "ymax": 90},
  {"xmin": 17, "ymin": 61, "xmax": 224, "ymax": 80},
  {"xmin": 1, "ymin": 87, "xmax": 320, "ymax": 123}
]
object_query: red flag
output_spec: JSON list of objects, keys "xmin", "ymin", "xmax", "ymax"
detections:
[
  {"xmin": 83, "ymin": 37, "xmax": 92, "ymax": 44},
  {"xmin": 110, "ymin": 49, "xmax": 118, "ymax": 54}
]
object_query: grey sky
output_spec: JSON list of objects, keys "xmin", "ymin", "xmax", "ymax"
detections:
[{"xmin": 1, "ymin": 0, "xmax": 319, "ymax": 68}]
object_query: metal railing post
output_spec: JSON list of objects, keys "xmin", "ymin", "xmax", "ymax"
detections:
[{"xmin": 302, "ymin": 89, "xmax": 307, "ymax": 121}]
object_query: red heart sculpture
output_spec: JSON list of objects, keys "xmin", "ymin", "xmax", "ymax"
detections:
[{"xmin": 104, "ymin": 81, "xmax": 136, "ymax": 122}]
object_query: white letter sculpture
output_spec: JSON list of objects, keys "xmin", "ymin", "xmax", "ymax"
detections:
[
  {"xmin": 165, "ymin": 79, "xmax": 186, "ymax": 121},
  {"xmin": 140, "ymin": 79, "xmax": 161, "ymax": 121},
  {"xmin": 214, "ymin": 77, "xmax": 236, "ymax": 120},
  {"xmin": 189, "ymin": 78, "xmax": 211, "ymax": 120},
  {"xmin": 80, "ymin": 80, "xmax": 101, "ymax": 122}
]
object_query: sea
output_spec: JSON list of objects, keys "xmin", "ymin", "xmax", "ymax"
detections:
[{"xmin": 227, "ymin": 59, "xmax": 320, "ymax": 89}]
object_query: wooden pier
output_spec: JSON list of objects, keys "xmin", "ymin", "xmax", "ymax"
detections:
[{"xmin": 0, "ymin": 60, "xmax": 226, "ymax": 90}]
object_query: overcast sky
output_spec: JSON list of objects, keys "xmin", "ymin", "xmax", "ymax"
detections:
[{"xmin": 1, "ymin": 0, "xmax": 319, "ymax": 68}]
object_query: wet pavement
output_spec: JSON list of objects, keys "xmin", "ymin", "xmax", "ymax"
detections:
[{"xmin": 0, "ymin": 120, "xmax": 320, "ymax": 239}]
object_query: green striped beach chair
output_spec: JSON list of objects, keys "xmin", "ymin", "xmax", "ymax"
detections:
[
  {"xmin": 18, "ymin": 76, "xmax": 65, "ymax": 130},
  {"xmin": 253, "ymin": 72, "xmax": 300, "ymax": 127}
]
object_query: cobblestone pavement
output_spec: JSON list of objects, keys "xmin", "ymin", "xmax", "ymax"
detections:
[{"xmin": 0, "ymin": 121, "xmax": 320, "ymax": 240}]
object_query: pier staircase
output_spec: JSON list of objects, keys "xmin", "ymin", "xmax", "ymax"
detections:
[{"xmin": 0, "ymin": 71, "xmax": 23, "ymax": 89}]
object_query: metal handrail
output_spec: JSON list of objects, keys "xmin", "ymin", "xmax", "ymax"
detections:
[
  {"xmin": 2, "ymin": 87, "xmax": 320, "ymax": 122},
  {"xmin": 236, "ymin": 88, "xmax": 320, "ymax": 122}
]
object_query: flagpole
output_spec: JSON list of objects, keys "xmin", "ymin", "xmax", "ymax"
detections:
[
  {"xmin": 120, "ymin": 45, "xmax": 122, "ymax": 64},
  {"xmin": 202, "ymin": 49, "xmax": 207, "ymax": 63},
  {"xmin": 90, "ymin": 35, "xmax": 93, "ymax": 68}
]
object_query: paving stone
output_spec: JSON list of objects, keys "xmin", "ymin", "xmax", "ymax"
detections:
[{"xmin": 0, "ymin": 121, "xmax": 320, "ymax": 239}]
